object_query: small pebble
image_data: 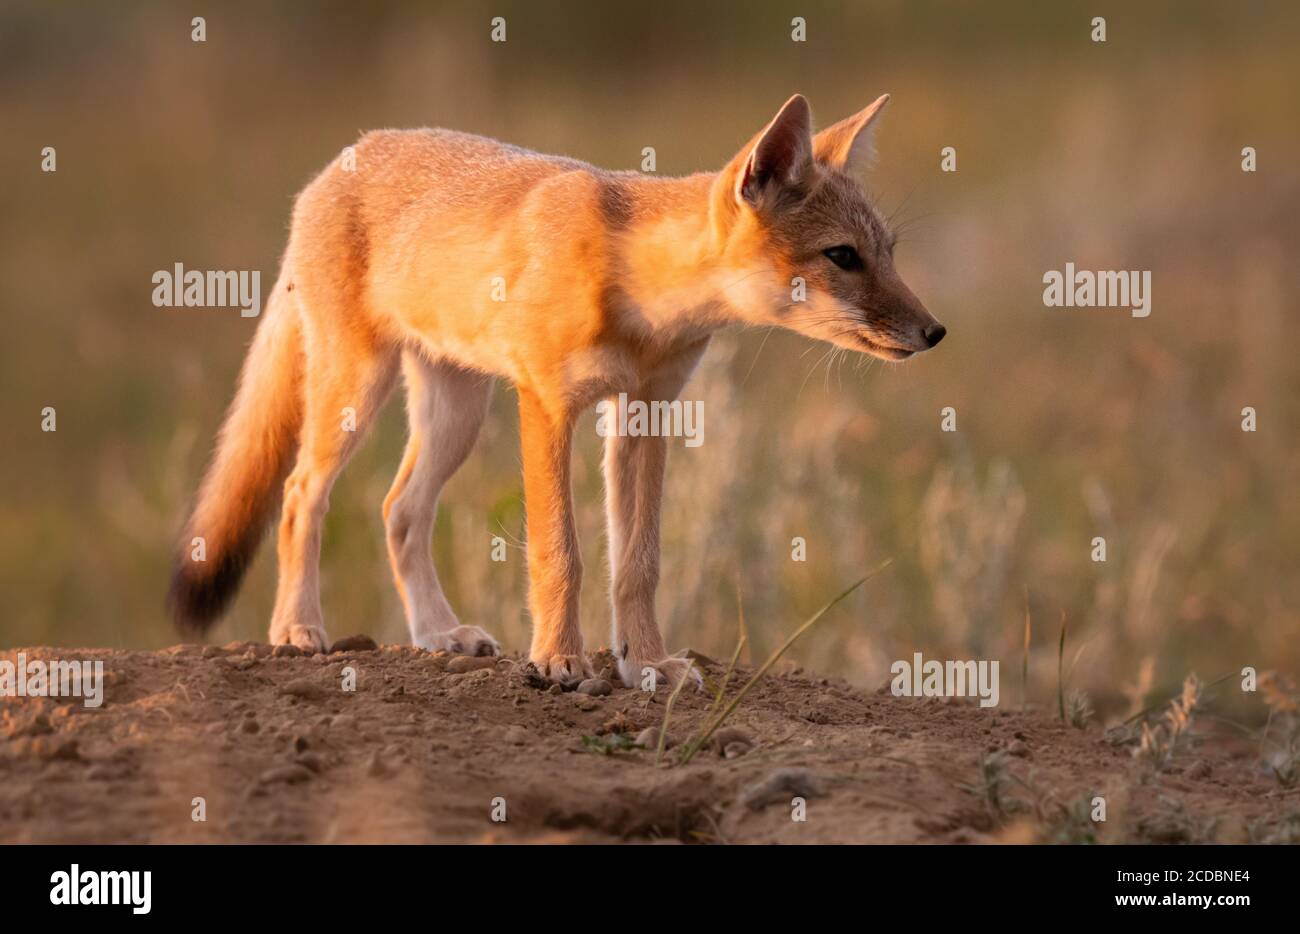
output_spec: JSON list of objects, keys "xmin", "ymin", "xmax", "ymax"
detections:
[
  {"xmin": 162, "ymin": 644, "xmax": 204, "ymax": 658},
  {"xmin": 13, "ymin": 713, "xmax": 53, "ymax": 738},
  {"xmin": 635, "ymin": 727, "xmax": 658, "ymax": 748},
  {"xmin": 447, "ymin": 655, "xmax": 497, "ymax": 674},
  {"xmin": 39, "ymin": 738, "xmax": 81, "ymax": 761},
  {"xmin": 741, "ymin": 768, "xmax": 825, "ymax": 810},
  {"xmin": 330, "ymin": 634, "xmax": 379, "ymax": 653},
  {"xmin": 711, "ymin": 727, "xmax": 754, "ymax": 751},
  {"xmin": 258, "ymin": 764, "xmax": 312, "ymax": 785},
  {"xmin": 279, "ymin": 679, "xmax": 329, "ymax": 701}
]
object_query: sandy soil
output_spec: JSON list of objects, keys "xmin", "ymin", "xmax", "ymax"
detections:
[{"xmin": 0, "ymin": 642, "xmax": 1291, "ymax": 844}]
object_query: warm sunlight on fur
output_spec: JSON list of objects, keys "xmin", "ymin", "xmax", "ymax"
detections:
[{"xmin": 168, "ymin": 93, "xmax": 944, "ymax": 689}]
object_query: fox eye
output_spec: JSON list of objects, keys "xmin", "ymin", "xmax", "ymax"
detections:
[{"xmin": 822, "ymin": 245, "xmax": 863, "ymax": 271}]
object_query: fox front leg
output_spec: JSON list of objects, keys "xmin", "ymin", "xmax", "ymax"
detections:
[
  {"xmin": 519, "ymin": 387, "xmax": 592, "ymax": 686},
  {"xmin": 602, "ymin": 339, "xmax": 708, "ymax": 691}
]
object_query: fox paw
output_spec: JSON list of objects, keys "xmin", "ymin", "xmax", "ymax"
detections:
[
  {"xmin": 532, "ymin": 653, "xmax": 593, "ymax": 687},
  {"xmin": 619, "ymin": 653, "xmax": 703, "ymax": 693},
  {"xmin": 418, "ymin": 625, "xmax": 500, "ymax": 657},
  {"xmin": 274, "ymin": 623, "xmax": 328, "ymax": 654}
]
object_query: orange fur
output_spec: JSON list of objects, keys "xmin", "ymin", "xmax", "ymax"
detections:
[{"xmin": 168, "ymin": 94, "xmax": 944, "ymax": 686}]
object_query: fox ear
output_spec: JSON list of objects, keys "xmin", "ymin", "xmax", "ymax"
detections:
[
  {"xmin": 813, "ymin": 93, "xmax": 890, "ymax": 177},
  {"xmin": 735, "ymin": 94, "xmax": 814, "ymax": 206}
]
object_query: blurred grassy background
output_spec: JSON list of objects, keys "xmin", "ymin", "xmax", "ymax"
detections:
[{"xmin": 2, "ymin": 0, "xmax": 1297, "ymax": 718}]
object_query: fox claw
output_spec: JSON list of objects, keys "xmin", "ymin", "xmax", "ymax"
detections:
[
  {"xmin": 532, "ymin": 653, "xmax": 593, "ymax": 687},
  {"xmin": 284, "ymin": 624, "xmax": 328, "ymax": 654},
  {"xmin": 619, "ymin": 654, "xmax": 703, "ymax": 693},
  {"xmin": 419, "ymin": 625, "xmax": 500, "ymax": 658}
]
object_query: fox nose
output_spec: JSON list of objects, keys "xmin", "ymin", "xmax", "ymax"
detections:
[{"xmin": 923, "ymin": 323, "xmax": 947, "ymax": 348}]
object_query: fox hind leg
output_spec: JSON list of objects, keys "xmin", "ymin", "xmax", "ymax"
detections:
[
  {"xmin": 268, "ymin": 333, "xmax": 398, "ymax": 652},
  {"xmin": 383, "ymin": 352, "xmax": 498, "ymax": 656}
]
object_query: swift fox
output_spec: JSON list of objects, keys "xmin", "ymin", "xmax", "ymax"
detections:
[{"xmin": 168, "ymin": 93, "xmax": 945, "ymax": 687}]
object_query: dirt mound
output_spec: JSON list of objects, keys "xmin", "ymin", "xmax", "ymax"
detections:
[{"xmin": 0, "ymin": 643, "xmax": 1290, "ymax": 843}]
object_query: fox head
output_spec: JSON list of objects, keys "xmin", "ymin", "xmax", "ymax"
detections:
[{"xmin": 711, "ymin": 93, "xmax": 944, "ymax": 360}]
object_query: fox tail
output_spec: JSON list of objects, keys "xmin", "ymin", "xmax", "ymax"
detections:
[{"xmin": 166, "ymin": 278, "xmax": 304, "ymax": 633}]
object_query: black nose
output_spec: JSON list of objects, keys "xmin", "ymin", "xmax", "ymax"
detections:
[{"xmin": 923, "ymin": 323, "xmax": 947, "ymax": 348}]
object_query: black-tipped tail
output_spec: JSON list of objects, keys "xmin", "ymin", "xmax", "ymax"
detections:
[
  {"xmin": 166, "ymin": 531, "xmax": 259, "ymax": 634},
  {"xmin": 165, "ymin": 280, "xmax": 304, "ymax": 636}
]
